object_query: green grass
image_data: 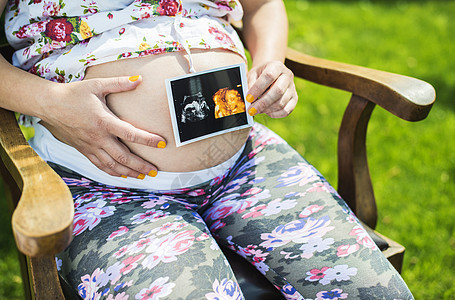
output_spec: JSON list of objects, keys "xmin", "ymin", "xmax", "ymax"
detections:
[
  {"xmin": 259, "ymin": 0, "xmax": 455, "ymax": 298},
  {"xmin": 1, "ymin": 0, "xmax": 454, "ymax": 298}
]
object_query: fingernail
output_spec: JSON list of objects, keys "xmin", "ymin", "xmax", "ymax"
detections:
[
  {"xmin": 121, "ymin": 175, "xmax": 127, "ymax": 179},
  {"xmin": 137, "ymin": 173, "xmax": 146, "ymax": 180},
  {"xmin": 148, "ymin": 170, "xmax": 158, "ymax": 177},
  {"xmin": 248, "ymin": 107, "xmax": 257, "ymax": 116},
  {"xmin": 157, "ymin": 141, "xmax": 166, "ymax": 149},
  {"xmin": 129, "ymin": 75, "xmax": 140, "ymax": 82},
  {"xmin": 246, "ymin": 94, "xmax": 254, "ymax": 103}
]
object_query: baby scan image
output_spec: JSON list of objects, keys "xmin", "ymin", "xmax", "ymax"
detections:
[
  {"xmin": 180, "ymin": 88, "xmax": 246, "ymax": 123},
  {"xmin": 167, "ymin": 64, "xmax": 252, "ymax": 146},
  {"xmin": 181, "ymin": 92, "xmax": 210, "ymax": 123}
]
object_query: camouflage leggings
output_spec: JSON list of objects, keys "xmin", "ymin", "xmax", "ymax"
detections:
[{"xmin": 53, "ymin": 123, "xmax": 413, "ymax": 299}]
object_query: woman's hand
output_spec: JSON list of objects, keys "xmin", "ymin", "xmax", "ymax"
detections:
[
  {"xmin": 40, "ymin": 75, "xmax": 165, "ymax": 179},
  {"xmin": 246, "ymin": 61, "xmax": 298, "ymax": 118}
]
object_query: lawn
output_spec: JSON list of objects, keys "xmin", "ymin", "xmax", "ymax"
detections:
[{"xmin": 1, "ymin": 0, "xmax": 454, "ymax": 299}]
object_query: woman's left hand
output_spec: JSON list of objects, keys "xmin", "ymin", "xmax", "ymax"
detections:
[{"xmin": 246, "ymin": 61, "xmax": 298, "ymax": 118}]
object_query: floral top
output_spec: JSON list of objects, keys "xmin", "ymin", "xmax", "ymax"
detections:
[{"xmin": 5, "ymin": 0, "xmax": 246, "ymax": 125}]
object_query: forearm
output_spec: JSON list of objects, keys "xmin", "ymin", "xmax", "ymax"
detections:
[
  {"xmin": 0, "ymin": 55, "xmax": 60, "ymax": 119},
  {"xmin": 241, "ymin": 0, "xmax": 288, "ymax": 67}
]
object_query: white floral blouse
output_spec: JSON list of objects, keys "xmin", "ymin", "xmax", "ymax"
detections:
[{"xmin": 5, "ymin": 0, "xmax": 246, "ymax": 124}]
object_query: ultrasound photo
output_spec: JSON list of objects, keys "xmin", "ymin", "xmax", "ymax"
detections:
[
  {"xmin": 166, "ymin": 64, "xmax": 253, "ymax": 147},
  {"xmin": 181, "ymin": 92, "xmax": 210, "ymax": 123}
]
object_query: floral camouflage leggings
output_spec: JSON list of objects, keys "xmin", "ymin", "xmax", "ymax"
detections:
[{"xmin": 52, "ymin": 123, "xmax": 413, "ymax": 300}]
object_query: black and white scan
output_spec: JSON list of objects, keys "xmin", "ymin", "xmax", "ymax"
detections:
[{"xmin": 180, "ymin": 92, "xmax": 210, "ymax": 123}]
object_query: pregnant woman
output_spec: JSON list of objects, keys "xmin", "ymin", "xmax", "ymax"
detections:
[{"xmin": 0, "ymin": 0, "xmax": 413, "ymax": 299}]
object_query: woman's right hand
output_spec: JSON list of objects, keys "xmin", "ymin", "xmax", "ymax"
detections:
[{"xmin": 40, "ymin": 75, "xmax": 166, "ymax": 179}]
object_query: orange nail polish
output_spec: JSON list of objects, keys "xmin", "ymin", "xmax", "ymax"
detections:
[
  {"xmin": 137, "ymin": 173, "xmax": 146, "ymax": 180},
  {"xmin": 157, "ymin": 141, "xmax": 166, "ymax": 149},
  {"xmin": 246, "ymin": 94, "xmax": 254, "ymax": 103},
  {"xmin": 129, "ymin": 75, "xmax": 140, "ymax": 82},
  {"xmin": 121, "ymin": 175, "xmax": 127, "ymax": 179},
  {"xmin": 249, "ymin": 107, "xmax": 257, "ymax": 116},
  {"xmin": 148, "ymin": 170, "xmax": 158, "ymax": 177}
]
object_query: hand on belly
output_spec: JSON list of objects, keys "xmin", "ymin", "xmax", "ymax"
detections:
[{"xmin": 85, "ymin": 49, "xmax": 250, "ymax": 172}]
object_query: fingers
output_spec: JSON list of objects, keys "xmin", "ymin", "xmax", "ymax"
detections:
[
  {"xmin": 91, "ymin": 75, "xmax": 143, "ymax": 99},
  {"xmin": 246, "ymin": 61, "xmax": 298, "ymax": 118},
  {"xmin": 102, "ymin": 114, "xmax": 167, "ymax": 149},
  {"xmin": 72, "ymin": 75, "xmax": 166, "ymax": 178},
  {"xmin": 87, "ymin": 112, "xmax": 165, "ymax": 178},
  {"xmin": 86, "ymin": 142, "xmax": 158, "ymax": 179},
  {"xmin": 247, "ymin": 61, "xmax": 285, "ymax": 102}
]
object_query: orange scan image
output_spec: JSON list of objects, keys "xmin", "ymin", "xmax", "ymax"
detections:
[{"xmin": 213, "ymin": 87, "xmax": 246, "ymax": 119}]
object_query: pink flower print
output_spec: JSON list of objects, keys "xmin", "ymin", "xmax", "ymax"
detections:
[
  {"xmin": 205, "ymin": 278, "xmax": 243, "ymax": 300},
  {"xmin": 107, "ymin": 13, "xmax": 113, "ymax": 19},
  {"xmin": 156, "ymin": 0, "xmax": 182, "ymax": 16},
  {"xmin": 45, "ymin": 19, "xmax": 73, "ymax": 42},
  {"xmin": 80, "ymin": 193, "xmax": 95, "ymax": 201},
  {"xmin": 305, "ymin": 267, "xmax": 330, "ymax": 283},
  {"xmin": 131, "ymin": 209, "xmax": 169, "ymax": 224},
  {"xmin": 246, "ymin": 246, "xmax": 269, "ymax": 260},
  {"xmin": 106, "ymin": 292, "xmax": 129, "ymax": 300},
  {"xmin": 73, "ymin": 200, "xmax": 116, "ymax": 236},
  {"xmin": 135, "ymin": 276, "xmax": 175, "ymax": 300},
  {"xmin": 121, "ymin": 254, "xmax": 145, "ymax": 275},
  {"xmin": 299, "ymin": 204, "xmax": 324, "ymax": 218},
  {"xmin": 242, "ymin": 204, "xmax": 266, "ymax": 219},
  {"xmin": 202, "ymin": 194, "xmax": 244, "ymax": 221},
  {"xmin": 281, "ymin": 283, "xmax": 303, "ymax": 300},
  {"xmin": 241, "ymin": 187, "xmax": 271, "ymax": 203},
  {"xmin": 349, "ymin": 225, "xmax": 378, "ymax": 250},
  {"xmin": 141, "ymin": 230, "xmax": 196, "ymax": 269},
  {"xmin": 42, "ymin": 1, "xmax": 61, "ymax": 17},
  {"xmin": 126, "ymin": 237, "xmax": 155, "ymax": 255},
  {"xmin": 276, "ymin": 162, "xmax": 320, "ymax": 188},
  {"xmin": 196, "ymin": 232, "xmax": 210, "ymax": 241},
  {"xmin": 208, "ymin": 219, "xmax": 226, "ymax": 231},
  {"xmin": 336, "ymin": 244, "xmax": 360, "ymax": 257},
  {"xmin": 113, "ymin": 245, "xmax": 129, "ymax": 258},
  {"xmin": 187, "ymin": 188, "xmax": 205, "ymax": 196},
  {"xmin": 316, "ymin": 288, "xmax": 348, "ymax": 300},
  {"xmin": 260, "ymin": 216, "xmax": 335, "ymax": 249},
  {"xmin": 208, "ymin": 26, "xmax": 235, "ymax": 48},
  {"xmin": 108, "ymin": 195, "xmax": 131, "ymax": 204},
  {"xmin": 107, "ymin": 226, "xmax": 129, "ymax": 241},
  {"xmin": 214, "ymin": 0, "xmax": 235, "ymax": 11},
  {"xmin": 98, "ymin": 262, "xmax": 123, "ymax": 287},
  {"xmin": 78, "ymin": 268, "xmax": 107, "ymax": 299},
  {"xmin": 151, "ymin": 221, "xmax": 187, "ymax": 236},
  {"xmin": 139, "ymin": 11, "xmax": 151, "ymax": 20},
  {"xmin": 119, "ymin": 28, "xmax": 125, "ymax": 35},
  {"xmin": 250, "ymin": 123, "xmax": 285, "ymax": 147},
  {"xmin": 142, "ymin": 198, "xmax": 167, "ymax": 209},
  {"xmin": 15, "ymin": 26, "xmax": 28, "ymax": 39}
]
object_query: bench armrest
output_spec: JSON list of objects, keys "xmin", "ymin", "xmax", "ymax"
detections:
[
  {"xmin": 285, "ymin": 48, "xmax": 435, "ymax": 121},
  {"xmin": 0, "ymin": 108, "xmax": 73, "ymax": 257}
]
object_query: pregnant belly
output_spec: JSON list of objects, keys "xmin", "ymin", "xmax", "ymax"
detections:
[{"xmin": 84, "ymin": 49, "xmax": 251, "ymax": 172}]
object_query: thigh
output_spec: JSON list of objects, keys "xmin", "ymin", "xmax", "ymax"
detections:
[
  {"xmin": 54, "ymin": 167, "xmax": 243, "ymax": 300},
  {"xmin": 200, "ymin": 123, "xmax": 413, "ymax": 299}
]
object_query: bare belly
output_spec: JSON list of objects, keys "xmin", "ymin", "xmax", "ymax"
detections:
[{"xmin": 84, "ymin": 49, "xmax": 250, "ymax": 172}]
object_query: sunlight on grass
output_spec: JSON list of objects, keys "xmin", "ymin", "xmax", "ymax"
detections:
[{"xmin": 266, "ymin": 1, "xmax": 454, "ymax": 298}]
